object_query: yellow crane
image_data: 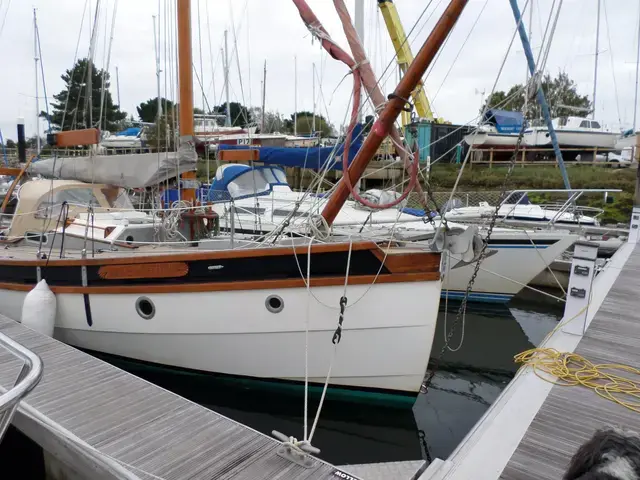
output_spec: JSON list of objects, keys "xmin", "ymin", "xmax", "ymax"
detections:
[{"xmin": 377, "ymin": 0, "xmax": 436, "ymax": 125}]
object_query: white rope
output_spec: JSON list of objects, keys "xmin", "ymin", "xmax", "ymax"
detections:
[
  {"xmin": 303, "ymin": 235, "xmax": 314, "ymax": 442},
  {"xmin": 308, "ymin": 237, "xmax": 353, "ymax": 444}
]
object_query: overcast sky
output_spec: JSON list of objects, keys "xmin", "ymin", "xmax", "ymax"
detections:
[{"xmin": 0, "ymin": 0, "xmax": 637, "ymax": 141}]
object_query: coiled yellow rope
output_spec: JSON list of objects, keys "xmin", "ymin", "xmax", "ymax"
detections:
[{"xmin": 515, "ymin": 348, "xmax": 640, "ymax": 413}]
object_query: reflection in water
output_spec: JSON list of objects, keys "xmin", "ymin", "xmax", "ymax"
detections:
[{"xmin": 103, "ymin": 300, "xmax": 562, "ymax": 466}]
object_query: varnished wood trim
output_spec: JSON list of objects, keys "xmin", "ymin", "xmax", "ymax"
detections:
[
  {"xmin": 372, "ymin": 248, "xmax": 441, "ymax": 274},
  {"xmin": 98, "ymin": 262, "xmax": 189, "ymax": 280},
  {"xmin": 0, "ymin": 241, "xmax": 378, "ymax": 267},
  {"xmin": 0, "ymin": 271, "xmax": 439, "ymax": 295}
]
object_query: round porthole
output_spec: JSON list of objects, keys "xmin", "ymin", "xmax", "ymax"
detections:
[
  {"xmin": 265, "ymin": 295, "xmax": 284, "ymax": 314},
  {"xmin": 136, "ymin": 297, "xmax": 155, "ymax": 319},
  {"xmin": 126, "ymin": 235, "xmax": 134, "ymax": 245}
]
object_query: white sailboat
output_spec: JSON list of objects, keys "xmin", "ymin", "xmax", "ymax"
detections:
[
  {"xmin": 0, "ymin": 0, "xmax": 474, "ymax": 398},
  {"xmin": 523, "ymin": 116, "xmax": 619, "ymax": 150}
]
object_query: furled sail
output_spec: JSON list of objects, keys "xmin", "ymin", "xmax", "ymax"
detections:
[{"xmin": 30, "ymin": 145, "xmax": 197, "ymax": 188}]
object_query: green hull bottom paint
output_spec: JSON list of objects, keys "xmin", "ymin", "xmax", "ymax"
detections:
[{"xmin": 82, "ymin": 348, "xmax": 418, "ymax": 409}]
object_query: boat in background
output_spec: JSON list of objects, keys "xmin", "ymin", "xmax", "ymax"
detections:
[
  {"xmin": 464, "ymin": 109, "xmax": 523, "ymax": 149},
  {"xmin": 523, "ymin": 116, "xmax": 619, "ymax": 150}
]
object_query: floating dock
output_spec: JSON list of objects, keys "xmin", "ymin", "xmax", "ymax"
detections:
[
  {"xmin": 0, "ymin": 314, "xmax": 369, "ymax": 480},
  {"xmin": 419, "ymin": 236, "xmax": 640, "ymax": 479}
]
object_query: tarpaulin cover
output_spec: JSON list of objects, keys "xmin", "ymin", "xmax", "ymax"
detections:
[
  {"xmin": 483, "ymin": 109, "xmax": 523, "ymax": 134},
  {"xmin": 218, "ymin": 126, "xmax": 363, "ymax": 171}
]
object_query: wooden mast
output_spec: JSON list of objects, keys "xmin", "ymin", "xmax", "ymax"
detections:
[
  {"xmin": 321, "ymin": 0, "xmax": 468, "ymax": 226},
  {"xmin": 177, "ymin": 0, "xmax": 196, "ymax": 204}
]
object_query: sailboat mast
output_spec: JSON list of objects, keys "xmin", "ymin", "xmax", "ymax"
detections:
[
  {"xmin": 354, "ymin": 0, "xmax": 364, "ymax": 123},
  {"xmin": 33, "ymin": 9, "xmax": 40, "ymax": 152},
  {"xmin": 261, "ymin": 61, "xmax": 267, "ymax": 132},
  {"xmin": 294, "ymin": 56, "xmax": 298, "ymax": 135},
  {"xmin": 321, "ymin": 0, "xmax": 469, "ymax": 226},
  {"xmin": 312, "ymin": 63, "xmax": 316, "ymax": 134},
  {"xmin": 153, "ymin": 15, "xmax": 162, "ymax": 121},
  {"xmin": 592, "ymin": 0, "xmax": 601, "ymax": 119},
  {"xmin": 177, "ymin": 0, "xmax": 196, "ymax": 204},
  {"xmin": 634, "ymin": 0, "xmax": 640, "ymax": 131},
  {"xmin": 115, "ymin": 66, "xmax": 121, "ymax": 107},
  {"xmin": 224, "ymin": 30, "xmax": 231, "ymax": 127},
  {"xmin": 177, "ymin": 0, "xmax": 194, "ymax": 136}
]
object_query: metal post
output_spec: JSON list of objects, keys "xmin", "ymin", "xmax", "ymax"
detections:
[
  {"xmin": 629, "ymin": 206, "xmax": 640, "ymax": 244},
  {"xmin": 563, "ymin": 241, "xmax": 598, "ymax": 335},
  {"xmin": 17, "ymin": 118, "xmax": 26, "ymax": 163},
  {"xmin": 33, "ymin": 9, "xmax": 40, "ymax": 153},
  {"xmin": 224, "ymin": 30, "xmax": 231, "ymax": 127},
  {"xmin": 592, "ymin": 0, "xmax": 601, "ymax": 120},
  {"xmin": 508, "ymin": 0, "xmax": 571, "ymax": 191}
]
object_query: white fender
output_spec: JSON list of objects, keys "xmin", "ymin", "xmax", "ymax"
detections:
[{"xmin": 21, "ymin": 279, "xmax": 56, "ymax": 337}]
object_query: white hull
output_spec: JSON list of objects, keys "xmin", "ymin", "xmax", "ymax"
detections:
[
  {"xmin": 0, "ymin": 281, "xmax": 441, "ymax": 393},
  {"xmin": 524, "ymin": 128, "xmax": 618, "ymax": 149},
  {"xmin": 441, "ymin": 231, "xmax": 575, "ymax": 302},
  {"xmin": 464, "ymin": 131, "xmax": 519, "ymax": 148}
]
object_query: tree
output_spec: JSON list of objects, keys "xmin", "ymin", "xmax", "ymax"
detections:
[
  {"xmin": 481, "ymin": 72, "xmax": 592, "ymax": 119},
  {"xmin": 212, "ymin": 102, "xmax": 252, "ymax": 127},
  {"xmin": 137, "ymin": 97, "xmax": 176, "ymax": 123},
  {"xmin": 42, "ymin": 58, "xmax": 126, "ymax": 132},
  {"xmin": 285, "ymin": 111, "xmax": 334, "ymax": 137},
  {"xmin": 249, "ymin": 108, "xmax": 287, "ymax": 133},
  {"xmin": 5, "ymin": 139, "xmax": 15, "ymax": 149}
]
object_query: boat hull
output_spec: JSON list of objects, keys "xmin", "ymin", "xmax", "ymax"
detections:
[
  {"xmin": 0, "ymin": 280, "xmax": 440, "ymax": 394},
  {"xmin": 464, "ymin": 132, "xmax": 519, "ymax": 148},
  {"xmin": 524, "ymin": 128, "xmax": 618, "ymax": 149},
  {"xmin": 440, "ymin": 233, "xmax": 576, "ymax": 303}
]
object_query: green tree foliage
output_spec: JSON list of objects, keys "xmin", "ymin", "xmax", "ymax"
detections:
[
  {"xmin": 212, "ymin": 102, "xmax": 252, "ymax": 127},
  {"xmin": 137, "ymin": 97, "xmax": 176, "ymax": 123},
  {"xmin": 481, "ymin": 72, "xmax": 592, "ymax": 119},
  {"xmin": 284, "ymin": 111, "xmax": 334, "ymax": 137},
  {"xmin": 42, "ymin": 58, "xmax": 126, "ymax": 132},
  {"xmin": 5, "ymin": 139, "xmax": 15, "ymax": 149},
  {"xmin": 146, "ymin": 112, "xmax": 177, "ymax": 151}
]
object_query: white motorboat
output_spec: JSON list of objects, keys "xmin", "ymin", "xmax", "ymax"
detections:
[
  {"xmin": 524, "ymin": 116, "xmax": 619, "ymax": 150},
  {"xmin": 99, "ymin": 126, "xmax": 148, "ymax": 152}
]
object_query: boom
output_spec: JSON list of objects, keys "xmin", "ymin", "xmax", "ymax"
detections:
[{"xmin": 377, "ymin": 0, "xmax": 434, "ymax": 124}]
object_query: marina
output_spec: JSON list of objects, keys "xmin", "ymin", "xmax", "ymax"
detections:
[{"xmin": 0, "ymin": 0, "xmax": 639, "ymax": 478}]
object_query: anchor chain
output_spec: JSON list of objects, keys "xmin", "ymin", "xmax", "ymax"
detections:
[{"xmin": 332, "ymin": 296, "xmax": 348, "ymax": 344}]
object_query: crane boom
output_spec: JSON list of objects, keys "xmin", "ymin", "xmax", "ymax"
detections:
[{"xmin": 377, "ymin": 0, "xmax": 434, "ymax": 124}]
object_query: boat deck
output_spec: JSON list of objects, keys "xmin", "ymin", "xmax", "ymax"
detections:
[
  {"xmin": 0, "ymin": 314, "xmax": 358, "ymax": 480},
  {"xmin": 500, "ymin": 243, "xmax": 640, "ymax": 479}
]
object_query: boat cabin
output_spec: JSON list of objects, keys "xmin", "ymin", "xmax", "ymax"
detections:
[
  {"xmin": 2, "ymin": 180, "xmax": 133, "ymax": 240},
  {"xmin": 553, "ymin": 116, "xmax": 606, "ymax": 131}
]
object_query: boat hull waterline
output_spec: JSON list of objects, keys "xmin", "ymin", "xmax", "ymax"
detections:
[{"xmin": 0, "ymin": 242, "xmax": 442, "ymax": 395}]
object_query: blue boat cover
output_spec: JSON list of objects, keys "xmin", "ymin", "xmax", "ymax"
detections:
[
  {"xmin": 482, "ymin": 109, "xmax": 523, "ymax": 134},
  {"xmin": 115, "ymin": 127, "xmax": 142, "ymax": 137},
  {"xmin": 217, "ymin": 125, "xmax": 363, "ymax": 171},
  {"xmin": 208, "ymin": 164, "xmax": 288, "ymax": 203}
]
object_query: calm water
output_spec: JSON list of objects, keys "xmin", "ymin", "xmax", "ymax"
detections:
[{"xmin": 110, "ymin": 296, "xmax": 563, "ymax": 466}]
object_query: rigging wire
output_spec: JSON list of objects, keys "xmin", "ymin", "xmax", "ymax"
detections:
[
  {"xmin": 0, "ymin": 0, "xmax": 10, "ymax": 40},
  {"xmin": 602, "ymin": 1, "xmax": 622, "ymax": 127}
]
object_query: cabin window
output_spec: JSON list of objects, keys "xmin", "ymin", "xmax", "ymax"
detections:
[
  {"xmin": 579, "ymin": 120, "xmax": 590, "ymax": 128},
  {"xmin": 24, "ymin": 232, "xmax": 47, "ymax": 245},
  {"xmin": 35, "ymin": 188, "xmax": 100, "ymax": 219},
  {"xmin": 591, "ymin": 121, "xmax": 601, "ymax": 129}
]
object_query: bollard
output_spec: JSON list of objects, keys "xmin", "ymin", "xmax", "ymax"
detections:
[
  {"xmin": 628, "ymin": 206, "xmax": 640, "ymax": 244},
  {"xmin": 562, "ymin": 241, "xmax": 598, "ymax": 336}
]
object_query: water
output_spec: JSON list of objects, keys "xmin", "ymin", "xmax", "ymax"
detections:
[{"xmin": 108, "ymin": 297, "xmax": 562, "ymax": 467}]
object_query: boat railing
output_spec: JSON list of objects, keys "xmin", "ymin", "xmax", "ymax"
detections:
[
  {"xmin": 0, "ymin": 331, "xmax": 43, "ymax": 443},
  {"xmin": 499, "ymin": 189, "xmax": 622, "ymax": 227}
]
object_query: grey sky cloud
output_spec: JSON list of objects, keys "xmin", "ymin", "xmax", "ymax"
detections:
[{"xmin": 0, "ymin": 0, "xmax": 636, "ymax": 142}]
